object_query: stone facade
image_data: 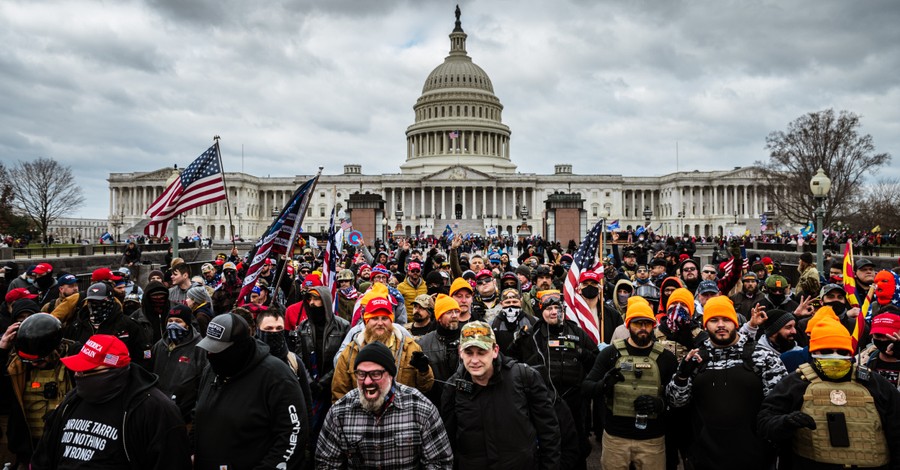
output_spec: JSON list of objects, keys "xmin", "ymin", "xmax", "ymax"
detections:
[{"xmin": 107, "ymin": 9, "xmax": 780, "ymax": 244}]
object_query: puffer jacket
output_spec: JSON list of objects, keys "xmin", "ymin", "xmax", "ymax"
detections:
[
  {"xmin": 396, "ymin": 276, "xmax": 427, "ymax": 314},
  {"xmin": 331, "ymin": 323, "xmax": 434, "ymax": 403},
  {"xmin": 441, "ymin": 355, "xmax": 561, "ymax": 470},
  {"xmin": 296, "ymin": 286, "xmax": 350, "ymax": 401}
]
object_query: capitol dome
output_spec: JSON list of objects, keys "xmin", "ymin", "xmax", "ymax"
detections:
[{"xmin": 401, "ymin": 7, "xmax": 516, "ymax": 175}]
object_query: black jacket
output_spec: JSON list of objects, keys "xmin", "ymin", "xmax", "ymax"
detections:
[
  {"xmin": 295, "ymin": 286, "xmax": 349, "ymax": 402},
  {"xmin": 441, "ymin": 355, "xmax": 561, "ymax": 470},
  {"xmin": 509, "ymin": 319, "xmax": 597, "ymax": 396},
  {"xmin": 62, "ymin": 297, "xmax": 152, "ymax": 370},
  {"xmin": 194, "ymin": 340, "xmax": 309, "ymax": 470},
  {"xmin": 150, "ymin": 331, "xmax": 208, "ymax": 423},
  {"xmin": 31, "ymin": 365, "xmax": 192, "ymax": 470}
]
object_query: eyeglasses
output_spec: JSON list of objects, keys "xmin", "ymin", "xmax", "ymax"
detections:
[
  {"xmin": 354, "ymin": 369, "xmax": 386, "ymax": 381},
  {"xmin": 682, "ymin": 267, "xmax": 697, "ymax": 272},
  {"xmin": 476, "ymin": 278, "xmax": 493, "ymax": 285},
  {"xmin": 702, "ymin": 270, "xmax": 716, "ymax": 274}
]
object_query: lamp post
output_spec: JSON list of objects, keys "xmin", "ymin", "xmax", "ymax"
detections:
[
  {"xmin": 810, "ymin": 168, "xmax": 832, "ymax": 274},
  {"xmin": 395, "ymin": 210, "xmax": 403, "ymax": 238},
  {"xmin": 643, "ymin": 206, "xmax": 652, "ymax": 229},
  {"xmin": 381, "ymin": 217, "xmax": 388, "ymax": 244}
]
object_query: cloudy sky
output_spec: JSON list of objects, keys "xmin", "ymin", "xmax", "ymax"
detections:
[{"xmin": 3, "ymin": 0, "xmax": 898, "ymax": 218}]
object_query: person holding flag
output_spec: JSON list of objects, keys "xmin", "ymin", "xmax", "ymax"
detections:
[{"xmin": 563, "ymin": 219, "xmax": 612, "ymax": 345}]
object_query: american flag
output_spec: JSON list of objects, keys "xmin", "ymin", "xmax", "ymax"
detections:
[
  {"xmin": 144, "ymin": 144, "xmax": 227, "ymax": 237},
  {"xmin": 238, "ymin": 177, "xmax": 318, "ymax": 304},
  {"xmin": 563, "ymin": 219, "xmax": 605, "ymax": 344},
  {"xmin": 448, "ymin": 131, "xmax": 459, "ymax": 139},
  {"xmin": 322, "ymin": 206, "xmax": 344, "ymax": 311}
]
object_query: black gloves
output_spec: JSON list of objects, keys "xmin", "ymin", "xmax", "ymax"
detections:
[
  {"xmin": 784, "ymin": 411, "xmax": 817, "ymax": 430},
  {"xmin": 600, "ymin": 367, "xmax": 625, "ymax": 396},
  {"xmin": 633, "ymin": 395, "xmax": 665, "ymax": 415},
  {"xmin": 729, "ymin": 240, "xmax": 742, "ymax": 258},
  {"xmin": 410, "ymin": 351, "xmax": 431, "ymax": 373},
  {"xmin": 309, "ymin": 379, "xmax": 325, "ymax": 397},
  {"xmin": 677, "ymin": 356, "xmax": 701, "ymax": 379}
]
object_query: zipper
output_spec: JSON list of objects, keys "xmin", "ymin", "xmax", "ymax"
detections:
[{"xmin": 122, "ymin": 410, "xmax": 130, "ymax": 462}]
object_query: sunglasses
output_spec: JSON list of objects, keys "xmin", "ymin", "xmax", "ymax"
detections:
[
  {"xmin": 476, "ymin": 278, "xmax": 493, "ymax": 285},
  {"xmin": 702, "ymin": 270, "xmax": 716, "ymax": 274},
  {"xmin": 682, "ymin": 267, "xmax": 697, "ymax": 272}
]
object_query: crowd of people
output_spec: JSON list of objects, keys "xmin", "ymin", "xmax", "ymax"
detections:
[{"xmin": 0, "ymin": 228, "xmax": 898, "ymax": 469}]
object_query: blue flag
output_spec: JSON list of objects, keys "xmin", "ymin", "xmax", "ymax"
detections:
[
  {"xmin": 606, "ymin": 219, "xmax": 620, "ymax": 231},
  {"xmin": 635, "ymin": 226, "xmax": 645, "ymax": 236},
  {"xmin": 800, "ymin": 221, "xmax": 815, "ymax": 237}
]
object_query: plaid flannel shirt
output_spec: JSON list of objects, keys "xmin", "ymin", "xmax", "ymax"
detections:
[{"xmin": 316, "ymin": 383, "xmax": 453, "ymax": 469}]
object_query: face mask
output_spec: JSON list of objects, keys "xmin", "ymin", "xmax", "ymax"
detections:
[
  {"xmin": 812, "ymin": 353, "xmax": 853, "ymax": 380},
  {"xmin": 768, "ymin": 294, "xmax": 786, "ymax": 306},
  {"xmin": 581, "ymin": 285, "xmax": 600, "ymax": 300},
  {"xmin": 75, "ymin": 366, "xmax": 130, "ymax": 404},
  {"xmin": 258, "ymin": 330, "xmax": 288, "ymax": 359},
  {"xmin": 502, "ymin": 306, "xmax": 521, "ymax": 323},
  {"xmin": 340, "ymin": 286, "xmax": 356, "ymax": 296},
  {"xmin": 307, "ymin": 304, "xmax": 326, "ymax": 323},
  {"xmin": 617, "ymin": 293, "xmax": 630, "ymax": 305},
  {"xmin": 824, "ymin": 301, "xmax": 846, "ymax": 316},
  {"xmin": 166, "ymin": 323, "xmax": 190, "ymax": 343},
  {"xmin": 35, "ymin": 275, "xmax": 54, "ymax": 290},
  {"xmin": 26, "ymin": 277, "xmax": 34, "ymax": 285},
  {"xmin": 89, "ymin": 301, "xmax": 116, "ymax": 327},
  {"xmin": 207, "ymin": 337, "xmax": 255, "ymax": 378},
  {"xmin": 666, "ymin": 304, "xmax": 691, "ymax": 332},
  {"xmin": 639, "ymin": 237, "xmax": 645, "ymax": 242},
  {"xmin": 521, "ymin": 281, "xmax": 532, "ymax": 291},
  {"xmin": 873, "ymin": 339, "xmax": 900, "ymax": 358}
]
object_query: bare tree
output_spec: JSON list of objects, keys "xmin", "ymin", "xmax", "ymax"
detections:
[
  {"xmin": 756, "ymin": 109, "xmax": 890, "ymax": 227},
  {"xmin": 10, "ymin": 158, "xmax": 85, "ymax": 244},
  {"xmin": 843, "ymin": 178, "xmax": 900, "ymax": 232}
]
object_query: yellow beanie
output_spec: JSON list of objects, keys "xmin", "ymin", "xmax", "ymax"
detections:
[
  {"xmin": 666, "ymin": 287, "xmax": 695, "ymax": 316},
  {"xmin": 808, "ymin": 317, "xmax": 852, "ymax": 353},
  {"xmin": 360, "ymin": 283, "xmax": 389, "ymax": 307},
  {"xmin": 450, "ymin": 277, "xmax": 473, "ymax": 296},
  {"xmin": 805, "ymin": 306, "xmax": 840, "ymax": 334},
  {"xmin": 625, "ymin": 297, "xmax": 656, "ymax": 327},
  {"xmin": 702, "ymin": 296, "xmax": 738, "ymax": 327},
  {"xmin": 434, "ymin": 294, "xmax": 460, "ymax": 321}
]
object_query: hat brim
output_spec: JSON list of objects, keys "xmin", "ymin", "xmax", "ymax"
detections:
[
  {"xmin": 460, "ymin": 339, "xmax": 494, "ymax": 350},
  {"xmin": 85, "ymin": 294, "xmax": 108, "ymax": 301},
  {"xmin": 197, "ymin": 337, "xmax": 234, "ymax": 354},
  {"xmin": 870, "ymin": 325, "xmax": 900, "ymax": 336},
  {"xmin": 60, "ymin": 353, "xmax": 100, "ymax": 372}
]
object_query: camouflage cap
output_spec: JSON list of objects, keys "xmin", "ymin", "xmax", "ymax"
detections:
[{"xmin": 459, "ymin": 321, "xmax": 496, "ymax": 350}]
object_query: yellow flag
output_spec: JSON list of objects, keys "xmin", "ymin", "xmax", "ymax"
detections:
[{"xmin": 872, "ymin": 225, "xmax": 881, "ymax": 233}]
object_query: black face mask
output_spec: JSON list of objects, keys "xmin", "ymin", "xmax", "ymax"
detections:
[
  {"xmin": 824, "ymin": 301, "xmax": 846, "ymax": 316},
  {"xmin": 258, "ymin": 330, "xmax": 288, "ymax": 359},
  {"xmin": 768, "ymin": 294, "xmax": 786, "ymax": 306},
  {"xmin": 207, "ymin": 337, "xmax": 256, "ymax": 378},
  {"xmin": 89, "ymin": 300, "xmax": 117, "ymax": 327},
  {"xmin": 427, "ymin": 284, "xmax": 448, "ymax": 296},
  {"xmin": 581, "ymin": 285, "xmax": 600, "ymax": 300},
  {"xmin": 873, "ymin": 339, "xmax": 900, "ymax": 358},
  {"xmin": 35, "ymin": 275, "xmax": 54, "ymax": 290},
  {"xmin": 307, "ymin": 304, "xmax": 326, "ymax": 324},
  {"xmin": 75, "ymin": 366, "xmax": 130, "ymax": 404}
]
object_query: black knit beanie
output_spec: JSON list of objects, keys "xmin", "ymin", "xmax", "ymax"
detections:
[
  {"xmin": 763, "ymin": 309, "xmax": 795, "ymax": 336},
  {"xmin": 355, "ymin": 341, "xmax": 397, "ymax": 377}
]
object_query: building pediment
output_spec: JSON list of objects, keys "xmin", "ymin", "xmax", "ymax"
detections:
[
  {"xmin": 424, "ymin": 165, "xmax": 495, "ymax": 182},
  {"xmin": 134, "ymin": 168, "xmax": 178, "ymax": 182},
  {"xmin": 720, "ymin": 166, "xmax": 761, "ymax": 180}
]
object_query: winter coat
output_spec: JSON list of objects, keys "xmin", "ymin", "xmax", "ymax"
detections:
[
  {"xmin": 396, "ymin": 276, "xmax": 428, "ymax": 314},
  {"xmin": 296, "ymin": 286, "xmax": 350, "ymax": 401},
  {"xmin": 150, "ymin": 331, "xmax": 208, "ymax": 423}
]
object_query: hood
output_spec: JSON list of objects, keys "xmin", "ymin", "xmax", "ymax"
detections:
[
  {"xmin": 123, "ymin": 364, "xmax": 161, "ymax": 407},
  {"xmin": 657, "ymin": 276, "xmax": 685, "ymax": 313},
  {"xmin": 613, "ymin": 279, "xmax": 634, "ymax": 311},
  {"xmin": 310, "ymin": 285, "xmax": 335, "ymax": 318}
]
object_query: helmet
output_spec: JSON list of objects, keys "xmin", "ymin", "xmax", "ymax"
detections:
[
  {"xmin": 15, "ymin": 313, "xmax": 62, "ymax": 361},
  {"xmin": 117, "ymin": 267, "xmax": 131, "ymax": 280},
  {"xmin": 337, "ymin": 269, "xmax": 355, "ymax": 282},
  {"xmin": 124, "ymin": 293, "xmax": 141, "ymax": 305}
]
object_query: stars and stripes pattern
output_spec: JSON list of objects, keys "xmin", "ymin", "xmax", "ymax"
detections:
[
  {"xmin": 322, "ymin": 206, "xmax": 344, "ymax": 311},
  {"xmin": 563, "ymin": 219, "xmax": 605, "ymax": 344},
  {"xmin": 238, "ymin": 177, "xmax": 317, "ymax": 304},
  {"xmin": 144, "ymin": 144, "xmax": 227, "ymax": 237}
]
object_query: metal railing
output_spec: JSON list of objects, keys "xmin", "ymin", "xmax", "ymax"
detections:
[{"xmin": 9, "ymin": 241, "xmax": 197, "ymax": 259}]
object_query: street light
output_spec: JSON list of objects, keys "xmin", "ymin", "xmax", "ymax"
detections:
[
  {"xmin": 810, "ymin": 167, "xmax": 832, "ymax": 274},
  {"xmin": 643, "ymin": 206, "xmax": 652, "ymax": 228},
  {"xmin": 381, "ymin": 217, "xmax": 388, "ymax": 243},
  {"xmin": 395, "ymin": 210, "xmax": 403, "ymax": 237}
]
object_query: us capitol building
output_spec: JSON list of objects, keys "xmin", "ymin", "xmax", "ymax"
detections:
[{"xmin": 108, "ymin": 9, "xmax": 782, "ymax": 245}]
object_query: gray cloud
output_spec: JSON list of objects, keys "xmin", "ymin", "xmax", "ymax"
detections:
[{"xmin": 1, "ymin": 0, "xmax": 897, "ymax": 217}]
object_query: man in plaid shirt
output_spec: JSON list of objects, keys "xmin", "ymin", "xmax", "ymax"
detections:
[{"xmin": 316, "ymin": 341, "xmax": 453, "ymax": 469}]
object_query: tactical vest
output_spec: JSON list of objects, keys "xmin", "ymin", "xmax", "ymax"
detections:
[
  {"xmin": 23, "ymin": 364, "xmax": 70, "ymax": 439},
  {"xmin": 608, "ymin": 339, "xmax": 665, "ymax": 418},
  {"xmin": 792, "ymin": 363, "xmax": 889, "ymax": 467},
  {"xmin": 654, "ymin": 328, "xmax": 700, "ymax": 362},
  {"xmin": 545, "ymin": 330, "xmax": 585, "ymax": 389}
]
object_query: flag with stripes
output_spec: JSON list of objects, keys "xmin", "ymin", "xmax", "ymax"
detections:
[
  {"xmin": 563, "ymin": 219, "xmax": 605, "ymax": 344},
  {"xmin": 842, "ymin": 240, "xmax": 859, "ymax": 307},
  {"xmin": 606, "ymin": 219, "xmax": 620, "ymax": 231},
  {"xmin": 322, "ymin": 206, "xmax": 344, "ymax": 311},
  {"xmin": 144, "ymin": 144, "xmax": 227, "ymax": 237},
  {"xmin": 238, "ymin": 177, "xmax": 317, "ymax": 304}
]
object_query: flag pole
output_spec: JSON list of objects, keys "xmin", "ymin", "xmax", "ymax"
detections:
[
  {"xmin": 214, "ymin": 136, "xmax": 238, "ymax": 251},
  {"xmin": 599, "ymin": 217, "xmax": 606, "ymax": 344},
  {"xmin": 272, "ymin": 167, "xmax": 324, "ymax": 304}
]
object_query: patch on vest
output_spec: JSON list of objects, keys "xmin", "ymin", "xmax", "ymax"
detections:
[{"xmin": 830, "ymin": 389, "xmax": 847, "ymax": 406}]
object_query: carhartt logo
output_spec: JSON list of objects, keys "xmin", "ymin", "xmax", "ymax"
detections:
[{"xmin": 207, "ymin": 323, "xmax": 226, "ymax": 340}]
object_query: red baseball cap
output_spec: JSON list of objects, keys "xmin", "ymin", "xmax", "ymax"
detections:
[
  {"xmin": 475, "ymin": 269, "xmax": 493, "ymax": 280},
  {"xmin": 579, "ymin": 271, "xmax": 602, "ymax": 283},
  {"xmin": 366, "ymin": 297, "xmax": 393, "ymax": 315},
  {"xmin": 407, "ymin": 262, "xmax": 422, "ymax": 272},
  {"xmin": 303, "ymin": 274, "xmax": 323, "ymax": 287},
  {"xmin": 61, "ymin": 335, "xmax": 131, "ymax": 372},
  {"xmin": 870, "ymin": 313, "xmax": 900, "ymax": 336},
  {"xmin": 32, "ymin": 263, "xmax": 53, "ymax": 276},
  {"xmin": 5, "ymin": 288, "xmax": 37, "ymax": 304},
  {"xmin": 91, "ymin": 268, "xmax": 122, "ymax": 282}
]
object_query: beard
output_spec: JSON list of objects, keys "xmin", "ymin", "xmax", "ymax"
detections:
[
  {"xmin": 773, "ymin": 334, "xmax": 796, "ymax": 352},
  {"xmin": 358, "ymin": 379, "xmax": 392, "ymax": 413},
  {"xmin": 709, "ymin": 328, "xmax": 737, "ymax": 346},
  {"xmin": 412, "ymin": 311, "xmax": 429, "ymax": 322},
  {"xmin": 629, "ymin": 329, "xmax": 652, "ymax": 347},
  {"xmin": 365, "ymin": 326, "xmax": 393, "ymax": 345}
]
